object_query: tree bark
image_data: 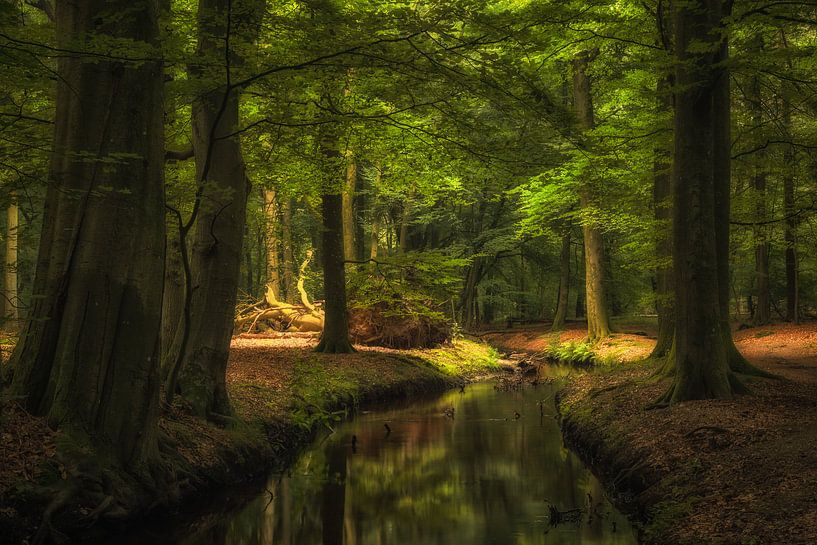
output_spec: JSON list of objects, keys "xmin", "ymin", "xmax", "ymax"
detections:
[
  {"xmin": 4, "ymin": 193, "xmax": 18, "ymax": 322},
  {"xmin": 398, "ymin": 186, "xmax": 415, "ymax": 254},
  {"xmin": 264, "ymin": 188, "xmax": 281, "ymax": 303},
  {"xmin": 551, "ymin": 232, "xmax": 571, "ymax": 331},
  {"xmin": 662, "ymin": 0, "xmax": 737, "ymax": 403},
  {"xmin": 782, "ymin": 82, "xmax": 798, "ymax": 323},
  {"xmin": 316, "ymin": 192, "xmax": 354, "ymax": 353},
  {"xmin": 9, "ymin": 0, "xmax": 165, "ymax": 466},
  {"xmin": 572, "ymin": 49, "xmax": 611, "ymax": 341},
  {"xmin": 173, "ymin": 0, "xmax": 253, "ymax": 417},
  {"xmin": 281, "ymin": 197, "xmax": 295, "ymax": 303},
  {"xmin": 650, "ymin": 78, "xmax": 674, "ymax": 359},
  {"xmin": 749, "ymin": 40, "xmax": 771, "ymax": 326},
  {"xmin": 342, "ymin": 152, "xmax": 356, "ymax": 261}
]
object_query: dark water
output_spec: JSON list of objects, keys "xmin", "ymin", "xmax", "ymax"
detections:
[{"xmin": 116, "ymin": 382, "xmax": 637, "ymax": 545}]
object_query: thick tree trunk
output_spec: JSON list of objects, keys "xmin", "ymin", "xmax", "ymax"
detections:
[
  {"xmin": 316, "ymin": 193, "xmax": 354, "ymax": 353},
  {"xmin": 650, "ymin": 79, "xmax": 674, "ymax": 359},
  {"xmin": 4, "ymin": 194, "xmax": 18, "ymax": 322},
  {"xmin": 713, "ymin": 37, "xmax": 771, "ymax": 378},
  {"xmin": 10, "ymin": 0, "xmax": 165, "ymax": 466},
  {"xmin": 572, "ymin": 50, "xmax": 611, "ymax": 341},
  {"xmin": 264, "ymin": 188, "xmax": 281, "ymax": 303},
  {"xmin": 173, "ymin": 0, "xmax": 253, "ymax": 417},
  {"xmin": 551, "ymin": 232, "xmax": 571, "ymax": 331},
  {"xmin": 281, "ymin": 197, "xmax": 296, "ymax": 302},
  {"xmin": 662, "ymin": 0, "xmax": 737, "ymax": 403}
]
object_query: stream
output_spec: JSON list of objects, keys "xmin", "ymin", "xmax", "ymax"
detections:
[{"xmin": 107, "ymin": 381, "xmax": 637, "ymax": 545}]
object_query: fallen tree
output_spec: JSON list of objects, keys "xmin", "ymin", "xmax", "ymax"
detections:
[{"xmin": 235, "ymin": 250, "xmax": 324, "ymax": 334}]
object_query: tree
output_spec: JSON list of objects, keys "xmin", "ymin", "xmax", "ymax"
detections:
[
  {"xmin": 660, "ymin": 0, "xmax": 742, "ymax": 403},
  {"xmin": 571, "ymin": 49, "xmax": 612, "ymax": 341},
  {"xmin": 9, "ymin": 0, "xmax": 165, "ymax": 465},
  {"xmin": 168, "ymin": 0, "xmax": 256, "ymax": 419}
]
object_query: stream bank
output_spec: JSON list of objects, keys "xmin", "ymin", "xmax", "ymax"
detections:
[
  {"xmin": 0, "ymin": 337, "xmax": 501, "ymax": 544},
  {"xmin": 491, "ymin": 322, "xmax": 817, "ymax": 545}
]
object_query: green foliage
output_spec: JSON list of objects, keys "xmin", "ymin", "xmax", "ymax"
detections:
[
  {"xmin": 545, "ymin": 338, "xmax": 597, "ymax": 366},
  {"xmin": 348, "ymin": 251, "xmax": 466, "ymax": 319}
]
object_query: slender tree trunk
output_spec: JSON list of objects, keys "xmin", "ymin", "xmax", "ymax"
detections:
[
  {"xmin": 749, "ymin": 45, "xmax": 771, "ymax": 326},
  {"xmin": 281, "ymin": 197, "xmax": 295, "ymax": 303},
  {"xmin": 173, "ymin": 0, "xmax": 254, "ymax": 417},
  {"xmin": 399, "ymin": 186, "xmax": 415, "ymax": 253},
  {"xmin": 342, "ymin": 152, "xmax": 356, "ymax": 261},
  {"xmin": 651, "ymin": 78, "xmax": 674, "ymax": 359},
  {"xmin": 264, "ymin": 188, "xmax": 281, "ymax": 303},
  {"xmin": 572, "ymin": 49, "xmax": 611, "ymax": 341},
  {"xmin": 10, "ymin": 0, "xmax": 165, "ymax": 466},
  {"xmin": 244, "ymin": 227, "xmax": 254, "ymax": 296},
  {"xmin": 782, "ymin": 85, "xmax": 799, "ymax": 323},
  {"xmin": 161, "ymin": 222, "xmax": 184, "ymax": 366},
  {"xmin": 551, "ymin": 232, "xmax": 571, "ymax": 331},
  {"xmin": 369, "ymin": 216, "xmax": 380, "ymax": 261},
  {"xmin": 661, "ymin": 0, "xmax": 737, "ymax": 403},
  {"xmin": 4, "ymin": 194, "xmax": 18, "ymax": 322}
]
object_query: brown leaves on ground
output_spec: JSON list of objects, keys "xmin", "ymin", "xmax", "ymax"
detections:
[
  {"xmin": 0, "ymin": 402, "xmax": 56, "ymax": 509},
  {"xmin": 552, "ymin": 322, "xmax": 817, "ymax": 545}
]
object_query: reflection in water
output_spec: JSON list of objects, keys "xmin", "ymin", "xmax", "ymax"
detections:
[{"xmin": 175, "ymin": 382, "xmax": 637, "ymax": 545}]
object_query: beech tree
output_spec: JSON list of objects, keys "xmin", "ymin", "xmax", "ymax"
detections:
[
  {"xmin": 9, "ymin": 0, "xmax": 165, "ymax": 465},
  {"xmin": 659, "ymin": 0, "xmax": 742, "ymax": 402}
]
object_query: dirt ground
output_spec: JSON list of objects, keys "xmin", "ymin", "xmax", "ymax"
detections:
[{"xmin": 493, "ymin": 321, "xmax": 817, "ymax": 545}]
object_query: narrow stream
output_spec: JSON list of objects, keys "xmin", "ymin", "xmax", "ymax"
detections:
[{"xmin": 112, "ymin": 381, "xmax": 637, "ymax": 545}]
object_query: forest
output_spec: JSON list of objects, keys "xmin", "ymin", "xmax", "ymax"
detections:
[{"xmin": 1, "ymin": 0, "xmax": 816, "ymax": 544}]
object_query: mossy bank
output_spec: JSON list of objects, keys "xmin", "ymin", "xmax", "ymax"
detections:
[{"xmin": 0, "ymin": 339, "xmax": 500, "ymax": 545}]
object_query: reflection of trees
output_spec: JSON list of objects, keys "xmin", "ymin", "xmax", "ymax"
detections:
[{"xmin": 174, "ymin": 383, "xmax": 636, "ymax": 545}]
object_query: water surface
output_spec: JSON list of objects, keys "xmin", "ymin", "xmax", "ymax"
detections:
[{"xmin": 162, "ymin": 381, "xmax": 637, "ymax": 545}]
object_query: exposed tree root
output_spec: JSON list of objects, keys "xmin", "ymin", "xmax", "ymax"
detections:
[{"xmin": 314, "ymin": 336, "xmax": 356, "ymax": 354}]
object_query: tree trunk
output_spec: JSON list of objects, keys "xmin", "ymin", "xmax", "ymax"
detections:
[
  {"xmin": 342, "ymin": 152, "xmax": 356, "ymax": 261},
  {"xmin": 9, "ymin": 0, "xmax": 165, "ymax": 466},
  {"xmin": 662, "ymin": 0, "xmax": 736, "ymax": 403},
  {"xmin": 264, "ymin": 188, "xmax": 281, "ymax": 303},
  {"xmin": 161, "ymin": 222, "xmax": 185, "ymax": 366},
  {"xmin": 713, "ymin": 33, "xmax": 771, "ymax": 378},
  {"xmin": 650, "ymin": 78, "xmax": 674, "ymax": 359},
  {"xmin": 782, "ymin": 85, "xmax": 798, "ymax": 323},
  {"xmin": 281, "ymin": 197, "xmax": 296, "ymax": 302},
  {"xmin": 572, "ymin": 49, "xmax": 611, "ymax": 341},
  {"xmin": 399, "ymin": 186, "xmax": 415, "ymax": 254},
  {"xmin": 173, "ymin": 0, "xmax": 253, "ymax": 417},
  {"xmin": 551, "ymin": 232, "xmax": 571, "ymax": 331},
  {"xmin": 4, "ymin": 194, "xmax": 18, "ymax": 322},
  {"xmin": 316, "ymin": 193, "xmax": 354, "ymax": 353},
  {"xmin": 749, "ymin": 44, "xmax": 771, "ymax": 326}
]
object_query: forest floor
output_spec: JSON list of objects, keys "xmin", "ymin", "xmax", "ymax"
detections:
[
  {"xmin": 489, "ymin": 320, "xmax": 817, "ymax": 545},
  {"xmin": 0, "ymin": 336, "xmax": 501, "ymax": 544}
]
